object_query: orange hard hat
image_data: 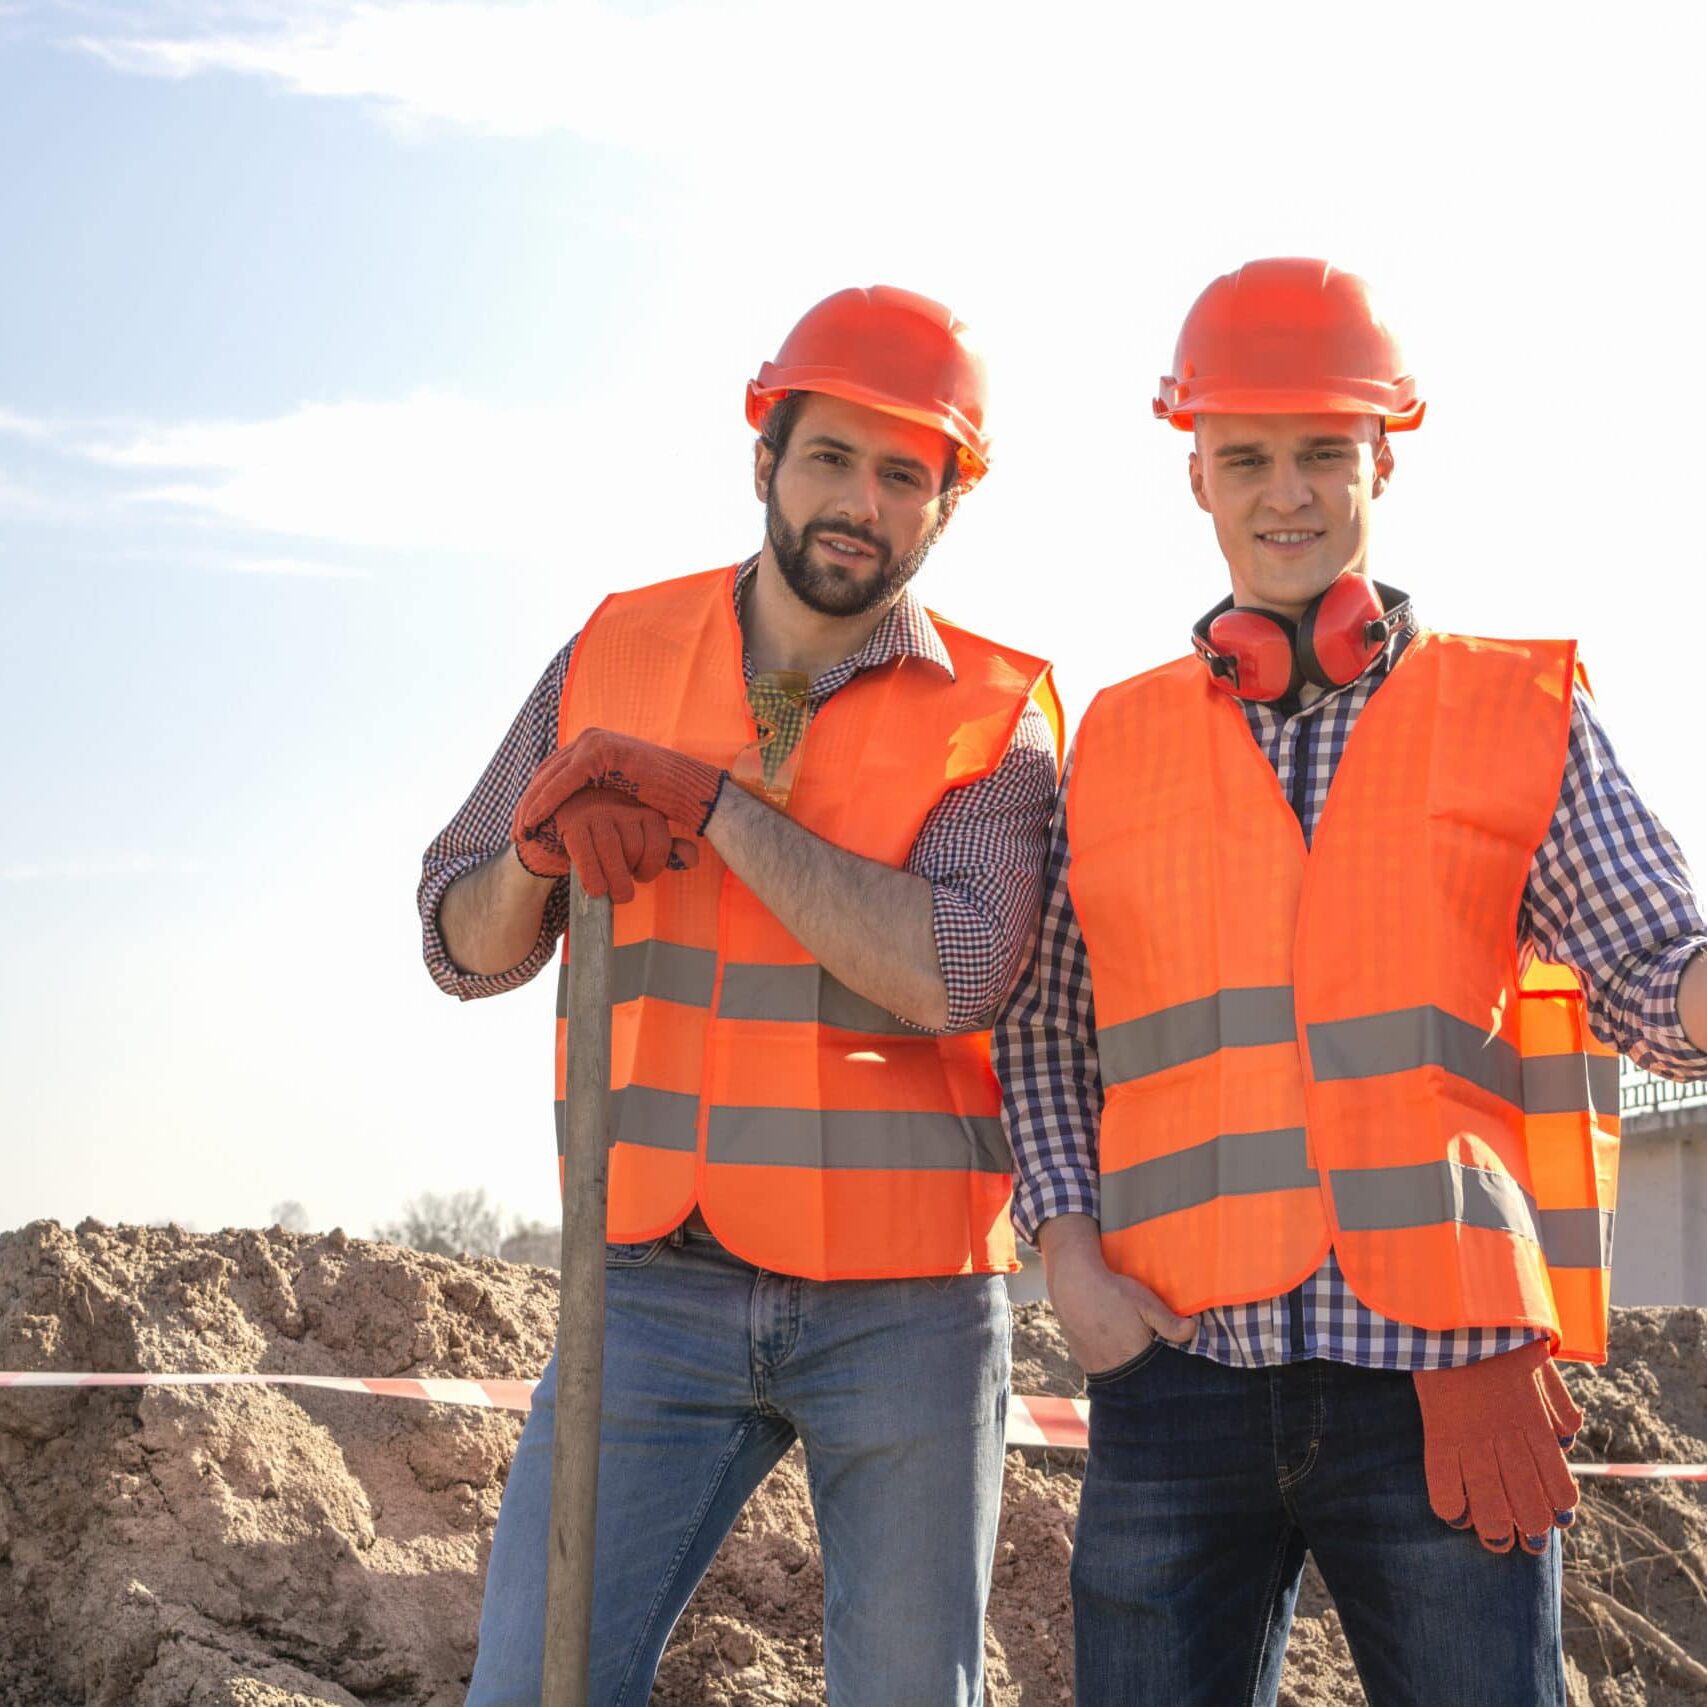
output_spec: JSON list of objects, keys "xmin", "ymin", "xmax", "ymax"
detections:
[
  {"xmin": 1154, "ymin": 258, "xmax": 1424, "ymax": 433},
  {"xmin": 747, "ymin": 286, "xmax": 991, "ymax": 486}
]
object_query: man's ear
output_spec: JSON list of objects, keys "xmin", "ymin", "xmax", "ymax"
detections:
[
  {"xmin": 936, "ymin": 485, "xmax": 962, "ymax": 531},
  {"xmin": 1189, "ymin": 449, "xmax": 1212, "ymax": 515},
  {"xmin": 754, "ymin": 437, "xmax": 777, "ymax": 503},
  {"xmin": 1372, "ymin": 431, "xmax": 1394, "ymax": 499}
]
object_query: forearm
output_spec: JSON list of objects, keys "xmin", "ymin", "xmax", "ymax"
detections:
[
  {"xmin": 999, "ymin": 1022, "xmax": 1104, "ymax": 1244},
  {"xmin": 1526, "ymin": 690, "xmax": 1707, "ymax": 1074},
  {"xmin": 705, "ymin": 780, "xmax": 949, "ymax": 1029},
  {"xmin": 1038, "ymin": 1211, "xmax": 1103, "ymax": 1278},
  {"xmin": 992, "ymin": 757, "xmax": 1106, "ymax": 1243},
  {"xmin": 438, "ymin": 848, "xmax": 563, "ymax": 976},
  {"xmin": 418, "ymin": 640, "xmax": 575, "ymax": 998},
  {"xmin": 1678, "ymin": 947, "xmax": 1707, "ymax": 1054}
]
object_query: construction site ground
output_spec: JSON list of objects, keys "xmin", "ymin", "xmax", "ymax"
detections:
[{"xmin": 3, "ymin": 1220, "xmax": 1704, "ymax": 1705}]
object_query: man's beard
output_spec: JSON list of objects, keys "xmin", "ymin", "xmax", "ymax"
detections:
[{"xmin": 765, "ymin": 490, "xmax": 943, "ymax": 618}]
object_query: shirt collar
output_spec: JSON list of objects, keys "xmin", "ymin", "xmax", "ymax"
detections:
[{"xmin": 732, "ymin": 556, "xmax": 956, "ymax": 685}]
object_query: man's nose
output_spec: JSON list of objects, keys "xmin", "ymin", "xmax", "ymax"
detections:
[
  {"xmin": 1261, "ymin": 460, "xmax": 1314, "ymax": 513},
  {"xmin": 831, "ymin": 466, "xmax": 882, "ymax": 526}
]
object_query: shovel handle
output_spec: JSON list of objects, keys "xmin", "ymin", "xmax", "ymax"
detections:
[{"xmin": 542, "ymin": 874, "xmax": 614, "ymax": 1707}]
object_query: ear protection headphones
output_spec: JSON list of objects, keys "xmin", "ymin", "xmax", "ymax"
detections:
[{"xmin": 1191, "ymin": 574, "xmax": 1412, "ymax": 703}]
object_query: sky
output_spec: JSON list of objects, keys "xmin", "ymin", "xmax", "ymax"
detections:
[{"xmin": 4, "ymin": 0, "xmax": 1704, "ymax": 1241}]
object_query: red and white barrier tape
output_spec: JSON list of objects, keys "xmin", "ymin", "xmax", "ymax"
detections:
[
  {"xmin": 1006, "ymin": 1394, "xmax": 1089, "ymax": 1451},
  {"xmin": 1569, "ymin": 1462, "xmax": 1707, "ymax": 1481},
  {"xmin": 2, "ymin": 1373, "xmax": 1703, "ymax": 1477},
  {"xmin": 0, "ymin": 1371, "xmax": 536, "ymax": 1410}
]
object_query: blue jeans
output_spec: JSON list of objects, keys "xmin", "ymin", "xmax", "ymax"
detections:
[
  {"xmin": 467, "ymin": 1229, "xmax": 1010, "ymax": 1707},
  {"xmin": 1072, "ymin": 1344, "xmax": 1565, "ymax": 1707}
]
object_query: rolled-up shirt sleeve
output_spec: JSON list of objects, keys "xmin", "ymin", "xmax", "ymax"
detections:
[
  {"xmin": 993, "ymin": 746, "xmax": 1105, "ymax": 1244},
  {"xmin": 417, "ymin": 641, "xmax": 576, "ymax": 1001},
  {"xmin": 906, "ymin": 700, "xmax": 1059, "ymax": 1033},
  {"xmin": 1521, "ymin": 689, "xmax": 1707, "ymax": 1079}
]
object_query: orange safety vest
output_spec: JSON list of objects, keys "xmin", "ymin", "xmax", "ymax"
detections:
[
  {"xmin": 1068, "ymin": 632, "xmax": 1621, "ymax": 1361},
  {"xmin": 553, "ymin": 565, "xmax": 1063, "ymax": 1281}
]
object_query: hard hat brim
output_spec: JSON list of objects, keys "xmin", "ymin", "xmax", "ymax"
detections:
[
  {"xmin": 747, "ymin": 374, "xmax": 989, "ymax": 485},
  {"xmin": 1154, "ymin": 382, "xmax": 1425, "ymax": 434}
]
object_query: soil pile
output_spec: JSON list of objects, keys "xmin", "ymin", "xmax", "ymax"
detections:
[
  {"xmin": 3, "ymin": 1222, "xmax": 1704, "ymax": 1705},
  {"xmin": 0, "ymin": 1220, "xmax": 555, "ymax": 1707}
]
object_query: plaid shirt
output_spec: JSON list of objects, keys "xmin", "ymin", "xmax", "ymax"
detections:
[
  {"xmin": 996, "ymin": 621, "xmax": 1707, "ymax": 1371},
  {"xmin": 419, "ymin": 562, "xmax": 1058, "ymax": 1032}
]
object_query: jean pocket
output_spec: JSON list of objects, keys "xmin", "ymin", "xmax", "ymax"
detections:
[
  {"xmin": 1084, "ymin": 1337, "xmax": 1165, "ymax": 1387},
  {"xmin": 604, "ymin": 1239, "xmax": 663, "ymax": 1268}
]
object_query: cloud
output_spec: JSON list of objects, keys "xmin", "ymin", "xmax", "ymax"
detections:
[
  {"xmin": 0, "ymin": 855, "xmax": 214, "ymax": 882},
  {"xmin": 0, "ymin": 386, "xmax": 709, "ymax": 567},
  {"xmin": 72, "ymin": 0, "xmax": 1696, "ymax": 237},
  {"xmin": 78, "ymin": 390, "xmax": 621, "ymax": 555},
  {"xmin": 74, "ymin": 0, "xmax": 810, "ymax": 149},
  {"xmin": 0, "ymin": 473, "xmax": 53, "ymax": 519},
  {"xmin": 0, "ymin": 408, "xmax": 65, "ymax": 444},
  {"xmin": 212, "ymin": 554, "xmax": 373, "ymax": 578},
  {"xmin": 66, "ymin": 0, "xmax": 1153, "ymax": 174}
]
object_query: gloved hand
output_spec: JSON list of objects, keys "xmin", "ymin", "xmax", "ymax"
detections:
[
  {"xmin": 513, "ymin": 786, "xmax": 699, "ymax": 902},
  {"xmin": 1413, "ymin": 1338, "xmax": 1584, "ymax": 1554},
  {"xmin": 515, "ymin": 728, "xmax": 726, "ymax": 839}
]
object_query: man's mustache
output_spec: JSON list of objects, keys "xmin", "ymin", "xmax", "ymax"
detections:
[{"xmin": 803, "ymin": 519, "xmax": 888, "ymax": 558}]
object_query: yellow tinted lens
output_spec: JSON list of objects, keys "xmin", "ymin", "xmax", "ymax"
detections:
[{"xmin": 732, "ymin": 670, "xmax": 811, "ymax": 809}]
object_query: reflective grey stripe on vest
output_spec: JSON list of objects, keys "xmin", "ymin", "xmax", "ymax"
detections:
[
  {"xmin": 1308, "ymin": 1005, "xmax": 1523, "ymax": 1108},
  {"xmin": 556, "ymin": 941, "xmax": 716, "ymax": 1018},
  {"xmin": 1538, "ymin": 1207, "xmax": 1615, "ymax": 1270},
  {"xmin": 1099, "ymin": 987, "xmax": 1297, "ymax": 1086},
  {"xmin": 706, "ymin": 1108, "xmax": 1011, "ymax": 1174},
  {"xmin": 611, "ymin": 1084, "xmax": 700, "ymax": 1152},
  {"xmin": 1101, "ymin": 1127, "xmax": 1316, "ymax": 1233},
  {"xmin": 1330, "ymin": 1158, "xmax": 1540, "ymax": 1245},
  {"xmin": 1522, "ymin": 1052, "xmax": 1621, "ymax": 1119},
  {"xmin": 717, "ymin": 964, "xmax": 913, "ymax": 1035},
  {"xmin": 556, "ymin": 1084, "xmax": 700, "ymax": 1154}
]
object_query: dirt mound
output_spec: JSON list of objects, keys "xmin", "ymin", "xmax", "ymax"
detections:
[
  {"xmin": 3, "ymin": 1223, "xmax": 1704, "ymax": 1705},
  {"xmin": 0, "ymin": 1219, "xmax": 555, "ymax": 1707}
]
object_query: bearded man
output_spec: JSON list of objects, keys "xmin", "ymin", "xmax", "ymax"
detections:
[{"xmin": 419, "ymin": 286, "xmax": 1062, "ymax": 1707}]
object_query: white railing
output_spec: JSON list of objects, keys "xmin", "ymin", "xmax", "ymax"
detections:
[{"xmin": 1620, "ymin": 1060, "xmax": 1707, "ymax": 1119}]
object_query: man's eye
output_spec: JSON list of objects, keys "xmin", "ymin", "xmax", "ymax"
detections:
[
  {"xmin": 885, "ymin": 469, "xmax": 921, "ymax": 486},
  {"xmin": 814, "ymin": 451, "xmax": 845, "ymax": 466}
]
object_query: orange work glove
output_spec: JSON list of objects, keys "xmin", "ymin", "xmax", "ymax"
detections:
[
  {"xmin": 513, "ymin": 786, "xmax": 698, "ymax": 902},
  {"xmin": 515, "ymin": 728, "xmax": 726, "ymax": 840},
  {"xmin": 1413, "ymin": 1338, "xmax": 1583, "ymax": 1555}
]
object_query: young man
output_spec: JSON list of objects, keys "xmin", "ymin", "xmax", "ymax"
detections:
[
  {"xmin": 419, "ymin": 285, "xmax": 1061, "ymax": 1707},
  {"xmin": 996, "ymin": 257, "xmax": 1707, "ymax": 1705}
]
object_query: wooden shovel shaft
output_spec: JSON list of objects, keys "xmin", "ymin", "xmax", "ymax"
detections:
[{"xmin": 542, "ymin": 875, "xmax": 614, "ymax": 1707}]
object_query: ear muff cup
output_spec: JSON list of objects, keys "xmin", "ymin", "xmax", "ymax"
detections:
[
  {"xmin": 1295, "ymin": 572, "xmax": 1387, "ymax": 689},
  {"xmin": 1202, "ymin": 606, "xmax": 1302, "ymax": 702},
  {"xmin": 1194, "ymin": 576, "xmax": 1411, "ymax": 702}
]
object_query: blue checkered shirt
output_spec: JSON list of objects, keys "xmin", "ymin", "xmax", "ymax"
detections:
[
  {"xmin": 420, "ymin": 562, "xmax": 1058, "ymax": 1031},
  {"xmin": 995, "ymin": 623, "xmax": 1707, "ymax": 1370}
]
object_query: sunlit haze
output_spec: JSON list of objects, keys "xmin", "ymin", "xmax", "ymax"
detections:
[{"xmin": 4, "ymin": 1, "xmax": 1701, "ymax": 1239}]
